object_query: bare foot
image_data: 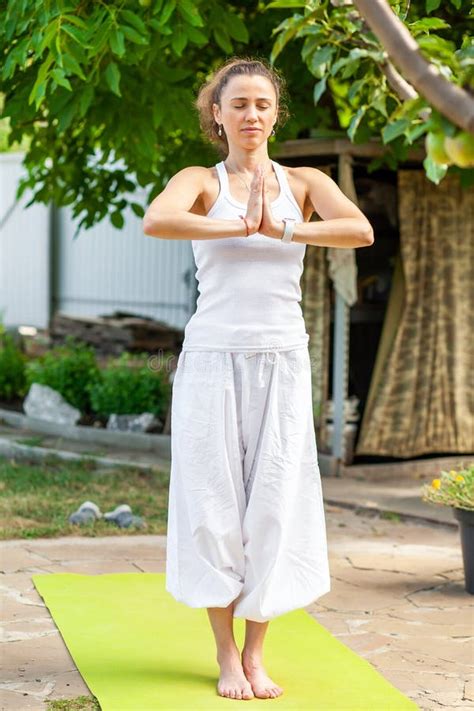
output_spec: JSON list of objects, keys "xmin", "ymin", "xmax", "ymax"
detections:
[
  {"xmin": 241, "ymin": 650, "xmax": 284, "ymax": 699},
  {"xmin": 217, "ymin": 649, "xmax": 255, "ymax": 700}
]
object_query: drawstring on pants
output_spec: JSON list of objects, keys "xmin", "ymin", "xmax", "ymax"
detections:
[{"xmin": 244, "ymin": 350, "xmax": 280, "ymax": 388}]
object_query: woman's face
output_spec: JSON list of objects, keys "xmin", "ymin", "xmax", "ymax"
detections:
[{"xmin": 213, "ymin": 74, "xmax": 278, "ymax": 147}]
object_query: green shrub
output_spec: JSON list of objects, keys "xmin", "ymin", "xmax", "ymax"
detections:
[
  {"xmin": 25, "ymin": 336, "xmax": 100, "ymax": 413},
  {"xmin": 0, "ymin": 326, "xmax": 27, "ymax": 400},
  {"xmin": 87, "ymin": 352, "xmax": 170, "ymax": 420}
]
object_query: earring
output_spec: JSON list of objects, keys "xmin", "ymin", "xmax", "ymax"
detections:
[
  {"xmin": 218, "ymin": 124, "xmax": 222, "ymax": 136},
  {"xmin": 271, "ymin": 127, "xmax": 276, "ymax": 136}
]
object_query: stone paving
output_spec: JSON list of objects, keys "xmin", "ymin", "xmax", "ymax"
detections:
[{"xmin": 1, "ymin": 502, "xmax": 473, "ymax": 711}]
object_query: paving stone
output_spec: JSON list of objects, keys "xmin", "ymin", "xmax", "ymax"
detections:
[
  {"xmin": 133, "ymin": 559, "xmax": 166, "ymax": 572},
  {"xmin": 464, "ymin": 677, "xmax": 474, "ymax": 702},
  {"xmin": 322, "ymin": 572, "xmax": 418, "ymax": 612},
  {"xmin": 406, "ymin": 583, "xmax": 474, "ymax": 609},
  {"xmin": 2, "ymin": 636, "xmax": 77, "ymax": 679},
  {"xmin": 31, "ymin": 560, "xmax": 140, "ymax": 575},
  {"xmin": 367, "ymin": 647, "xmax": 463, "ymax": 673},
  {"xmin": 0, "ymin": 687, "xmax": 46, "ymax": 711},
  {"xmin": 360, "ymin": 615, "xmax": 469, "ymax": 639},
  {"xmin": 0, "ymin": 547, "xmax": 52, "ymax": 573},
  {"xmin": 1, "ymin": 617, "xmax": 57, "ymax": 643},
  {"xmin": 1, "ymin": 580, "xmax": 45, "ymax": 605},
  {"xmin": 41, "ymin": 667, "xmax": 91, "ymax": 699},
  {"xmin": 348, "ymin": 548, "xmax": 462, "ymax": 576},
  {"xmin": 305, "ymin": 610, "xmax": 352, "ymax": 634},
  {"xmin": 334, "ymin": 631, "xmax": 394, "ymax": 655}
]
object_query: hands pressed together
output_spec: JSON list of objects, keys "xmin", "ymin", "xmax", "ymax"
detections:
[{"xmin": 243, "ymin": 164, "xmax": 285, "ymax": 239}]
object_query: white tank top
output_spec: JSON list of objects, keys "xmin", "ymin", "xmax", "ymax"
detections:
[{"xmin": 181, "ymin": 159, "xmax": 310, "ymax": 352}]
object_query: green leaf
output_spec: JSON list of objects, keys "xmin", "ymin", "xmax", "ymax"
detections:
[
  {"xmin": 309, "ymin": 45, "xmax": 335, "ymax": 79},
  {"xmin": 57, "ymin": 95, "xmax": 79, "ymax": 133},
  {"xmin": 51, "ymin": 68, "xmax": 72, "ymax": 91},
  {"xmin": 313, "ymin": 76, "xmax": 327, "ymax": 105},
  {"xmin": 105, "ymin": 62, "xmax": 121, "ymax": 96},
  {"xmin": 119, "ymin": 10, "xmax": 147, "ymax": 34},
  {"xmin": 417, "ymin": 35, "xmax": 456, "ymax": 56},
  {"xmin": 157, "ymin": 0, "xmax": 176, "ymax": 25},
  {"xmin": 330, "ymin": 56, "xmax": 352, "ymax": 76},
  {"xmin": 409, "ymin": 18, "xmax": 450, "ymax": 33},
  {"xmin": 28, "ymin": 53, "xmax": 54, "ymax": 106},
  {"xmin": 213, "ymin": 27, "xmax": 233, "ymax": 54},
  {"xmin": 347, "ymin": 106, "xmax": 367, "ymax": 142},
  {"xmin": 265, "ymin": 0, "xmax": 306, "ymax": 6},
  {"xmin": 426, "ymin": 0, "xmax": 441, "ymax": 12},
  {"xmin": 382, "ymin": 118, "xmax": 410, "ymax": 144},
  {"xmin": 177, "ymin": 0, "xmax": 204, "ymax": 27},
  {"xmin": 270, "ymin": 15, "xmax": 305, "ymax": 63},
  {"xmin": 423, "ymin": 156, "xmax": 448, "ymax": 184},
  {"xmin": 109, "ymin": 28, "xmax": 126, "ymax": 57},
  {"xmin": 226, "ymin": 14, "xmax": 248, "ymax": 43},
  {"xmin": 78, "ymin": 85, "xmax": 94, "ymax": 117},
  {"xmin": 62, "ymin": 53, "xmax": 86, "ymax": 80},
  {"xmin": 61, "ymin": 24, "xmax": 87, "ymax": 46},
  {"xmin": 120, "ymin": 25, "xmax": 149, "ymax": 45},
  {"xmin": 111, "ymin": 211, "xmax": 125, "ymax": 229},
  {"xmin": 347, "ymin": 78, "xmax": 366, "ymax": 102},
  {"xmin": 171, "ymin": 27, "xmax": 188, "ymax": 55},
  {"xmin": 131, "ymin": 203, "xmax": 145, "ymax": 217},
  {"xmin": 39, "ymin": 20, "xmax": 59, "ymax": 54},
  {"xmin": 62, "ymin": 14, "xmax": 89, "ymax": 30},
  {"xmin": 186, "ymin": 26, "xmax": 208, "ymax": 45},
  {"xmin": 372, "ymin": 91, "xmax": 388, "ymax": 118},
  {"xmin": 405, "ymin": 122, "xmax": 428, "ymax": 145}
]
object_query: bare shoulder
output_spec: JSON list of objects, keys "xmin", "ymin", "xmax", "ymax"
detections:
[
  {"xmin": 168, "ymin": 165, "xmax": 210, "ymax": 182},
  {"xmin": 290, "ymin": 165, "xmax": 333, "ymax": 184},
  {"xmin": 289, "ymin": 165, "xmax": 369, "ymax": 222},
  {"xmin": 146, "ymin": 165, "xmax": 211, "ymax": 216}
]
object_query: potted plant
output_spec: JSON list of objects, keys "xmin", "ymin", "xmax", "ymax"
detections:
[{"xmin": 421, "ymin": 463, "xmax": 474, "ymax": 594}]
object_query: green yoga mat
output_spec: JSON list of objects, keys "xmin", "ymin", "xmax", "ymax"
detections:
[{"xmin": 32, "ymin": 572, "xmax": 419, "ymax": 710}]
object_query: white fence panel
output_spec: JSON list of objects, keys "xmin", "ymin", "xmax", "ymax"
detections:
[
  {"xmin": 0, "ymin": 151, "xmax": 196, "ymax": 333},
  {"xmin": 54, "ymin": 193, "xmax": 196, "ymax": 330},
  {"xmin": 0, "ymin": 152, "xmax": 51, "ymax": 329}
]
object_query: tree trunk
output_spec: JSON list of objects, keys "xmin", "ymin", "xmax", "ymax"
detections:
[{"xmin": 353, "ymin": 0, "xmax": 474, "ymax": 133}]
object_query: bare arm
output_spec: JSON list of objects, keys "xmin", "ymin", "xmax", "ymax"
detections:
[
  {"xmin": 143, "ymin": 166, "xmax": 247, "ymax": 240},
  {"xmin": 274, "ymin": 168, "xmax": 374, "ymax": 248}
]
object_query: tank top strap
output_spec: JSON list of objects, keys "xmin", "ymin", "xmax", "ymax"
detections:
[
  {"xmin": 271, "ymin": 160, "xmax": 302, "ymax": 217},
  {"xmin": 215, "ymin": 161, "xmax": 231, "ymax": 200}
]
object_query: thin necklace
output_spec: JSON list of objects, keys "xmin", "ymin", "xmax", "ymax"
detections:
[{"xmin": 224, "ymin": 159, "xmax": 273, "ymax": 193}]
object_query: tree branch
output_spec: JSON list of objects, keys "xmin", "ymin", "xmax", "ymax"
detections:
[
  {"xmin": 352, "ymin": 0, "xmax": 474, "ymax": 133},
  {"xmin": 381, "ymin": 58, "xmax": 431, "ymax": 120}
]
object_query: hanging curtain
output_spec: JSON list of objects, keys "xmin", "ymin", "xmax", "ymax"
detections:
[
  {"xmin": 301, "ymin": 165, "xmax": 332, "ymax": 431},
  {"xmin": 356, "ymin": 170, "xmax": 474, "ymax": 457}
]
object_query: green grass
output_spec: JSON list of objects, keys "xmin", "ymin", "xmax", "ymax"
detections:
[
  {"xmin": 15, "ymin": 436, "xmax": 45, "ymax": 447},
  {"xmin": 45, "ymin": 695, "xmax": 100, "ymax": 710},
  {"xmin": 0, "ymin": 455, "xmax": 170, "ymax": 539}
]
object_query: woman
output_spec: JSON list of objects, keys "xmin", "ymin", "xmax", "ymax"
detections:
[{"xmin": 143, "ymin": 57, "xmax": 374, "ymax": 702}]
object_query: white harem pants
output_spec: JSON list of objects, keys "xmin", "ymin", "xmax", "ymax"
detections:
[{"xmin": 165, "ymin": 346, "xmax": 331, "ymax": 622}]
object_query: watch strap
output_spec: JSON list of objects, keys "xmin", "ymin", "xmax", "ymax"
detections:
[{"xmin": 281, "ymin": 218, "xmax": 296, "ymax": 243}]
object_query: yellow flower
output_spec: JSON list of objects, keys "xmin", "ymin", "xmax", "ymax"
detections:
[
  {"xmin": 449, "ymin": 470, "xmax": 457, "ymax": 477},
  {"xmin": 431, "ymin": 479, "xmax": 441, "ymax": 489},
  {"xmin": 455, "ymin": 475, "xmax": 465, "ymax": 483}
]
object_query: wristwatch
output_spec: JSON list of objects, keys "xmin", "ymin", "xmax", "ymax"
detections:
[{"xmin": 281, "ymin": 218, "xmax": 296, "ymax": 243}]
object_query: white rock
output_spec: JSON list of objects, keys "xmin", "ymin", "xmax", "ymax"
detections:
[
  {"xmin": 23, "ymin": 383, "xmax": 81, "ymax": 425},
  {"xmin": 106, "ymin": 412, "xmax": 161, "ymax": 433}
]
